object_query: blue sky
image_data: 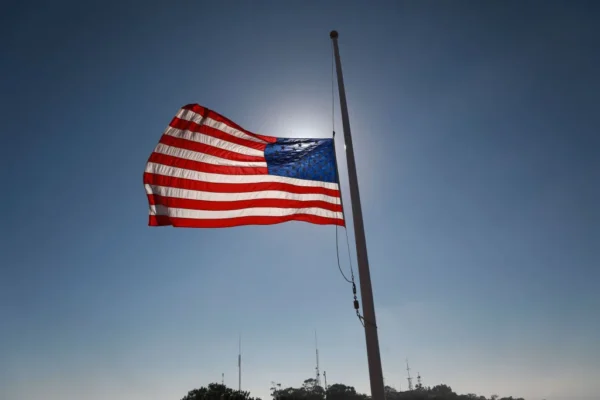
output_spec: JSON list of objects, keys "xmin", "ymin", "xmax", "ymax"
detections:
[{"xmin": 1, "ymin": 1, "xmax": 599, "ymax": 400}]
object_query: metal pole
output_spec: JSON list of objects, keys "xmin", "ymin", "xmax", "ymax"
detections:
[
  {"xmin": 329, "ymin": 30, "xmax": 385, "ymax": 400},
  {"xmin": 238, "ymin": 334, "xmax": 242, "ymax": 392}
]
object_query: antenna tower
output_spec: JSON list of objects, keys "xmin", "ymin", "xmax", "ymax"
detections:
[
  {"xmin": 323, "ymin": 371, "xmax": 328, "ymax": 391},
  {"xmin": 315, "ymin": 331, "xmax": 321, "ymax": 387},
  {"xmin": 417, "ymin": 372, "xmax": 422, "ymax": 388},
  {"xmin": 222, "ymin": 373, "xmax": 224, "ymax": 385},
  {"xmin": 238, "ymin": 334, "xmax": 242, "ymax": 392},
  {"xmin": 406, "ymin": 360, "xmax": 413, "ymax": 391}
]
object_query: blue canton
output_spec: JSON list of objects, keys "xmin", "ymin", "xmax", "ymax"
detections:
[{"xmin": 264, "ymin": 138, "xmax": 338, "ymax": 183}]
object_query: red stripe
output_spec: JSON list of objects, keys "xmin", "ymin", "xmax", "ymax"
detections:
[
  {"xmin": 149, "ymin": 214, "xmax": 345, "ymax": 228},
  {"xmin": 159, "ymin": 135, "xmax": 265, "ymax": 163},
  {"xmin": 148, "ymin": 153, "xmax": 268, "ymax": 176},
  {"xmin": 170, "ymin": 117, "xmax": 268, "ymax": 151},
  {"xmin": 182, "ymin": 104, "xmax": 277, "ymax": 144},
  {"xmin": 143, "ymin": 173, "xmax": 341, "ymax": 198},
  {"xmin": 147, "ymin": 194, "xmax": 343, "ymax": 212}
]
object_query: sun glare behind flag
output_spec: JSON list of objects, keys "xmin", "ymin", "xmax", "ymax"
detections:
[{"xmin": 143, "ymin": 104, "xmax": 345, "ymax": 228}]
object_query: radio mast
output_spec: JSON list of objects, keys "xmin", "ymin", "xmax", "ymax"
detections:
[
  {"xmin": 315, "ymin": 331, "xmax": 321, "ymax": 387},
  {"xmin": 238, "ymin": 334, "xmax": 242, "ymax": 392},
  {"xmin": 406, "ymin": 360, "xmax": 413, "ymax": 391}
]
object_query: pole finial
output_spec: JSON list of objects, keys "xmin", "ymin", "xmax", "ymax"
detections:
[{"xmin": 330, "ymin": 30, "xmax": 339, "ymax": 39}]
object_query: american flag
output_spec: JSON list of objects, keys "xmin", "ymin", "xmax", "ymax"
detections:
[{"xmin": 143, "ymin": 104, "xmax": 344, "ymax": 228}]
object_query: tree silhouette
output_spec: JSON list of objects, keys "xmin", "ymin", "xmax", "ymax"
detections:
[
  {"xmin": 272, "ymin": 379, "xmax": 324, "ymax": 400},
  {"xmin": 179, "ymin": 379, "xmax": 526, "ymax": 400},
  {"xmin": 181, "ymin": 383, "xmax": 260, "ymax": 400},
  {"xmin": 326, "ymin": 383, "xmax": 369, "ymax": 400}
]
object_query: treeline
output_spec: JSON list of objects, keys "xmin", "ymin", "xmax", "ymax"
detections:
[{"xmin": 181, "ymin": 379, "xmax": 525, "ymax": 400}]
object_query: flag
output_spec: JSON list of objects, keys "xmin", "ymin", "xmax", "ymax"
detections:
[{"xmin": 143, "ymin": 104, "xmax": 344, "ymax": 228}]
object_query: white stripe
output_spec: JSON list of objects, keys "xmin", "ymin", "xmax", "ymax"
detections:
[
  {"xmin": 145, "ymin": 184, "xmax": 341, "ymax": 205},
  {"xmin": 150, "ymin": 205, "xmax": 343, "ymax": 220},
  {"xmin": 164, "ymin": 126, "xmax": 264, "ymax": 158},
  {"xmin": 145, "ymin": 162, "xmax": 340, "ymax": 191},
  {"xmin": 153, "ymin": 143, "xmax": 267, "ymax": 168},
  {"xmin": 176, "ymin": 108, "xmax": 266, "ymax": 144}
]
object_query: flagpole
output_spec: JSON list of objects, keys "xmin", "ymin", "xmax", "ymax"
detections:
[
  {"xmin": 329, "ymin": 30, "xmax": 385, "ymax": 400},
  {"xmin": 238, "ymin": 334, "xmax": 242, "ymax": 392}
]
